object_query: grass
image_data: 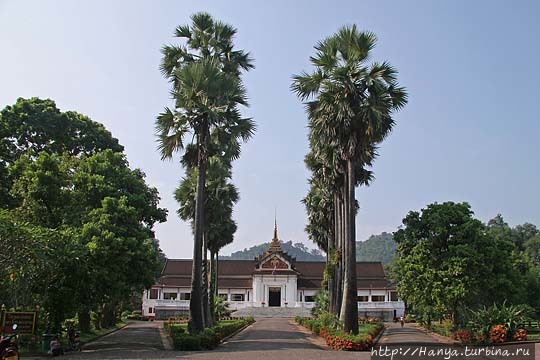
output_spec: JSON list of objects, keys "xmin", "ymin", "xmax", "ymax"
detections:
[{"xmin": 357, "ymin": 323, "xmax": 380, "ymax": 335}]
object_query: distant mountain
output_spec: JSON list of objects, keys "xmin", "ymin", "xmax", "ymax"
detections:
[
  {"xmin": 220, "ymin": 232, "xmax": 396, "ymax": 264},
  {"xmin": 356, "ymin": 232, "xmax": 396, "ymax": 265},
  {"xmin": 220, "ymin": 240, "xmax": 325, "ymax": 261}
]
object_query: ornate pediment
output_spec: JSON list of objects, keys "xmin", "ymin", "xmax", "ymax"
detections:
[
  {"xmin": 261, "ymin": 255, "xmax": 290, "ymax": 270},
  {"xmin": 254, "ymin": 218, "xmax": 296, "ymax": 272}
]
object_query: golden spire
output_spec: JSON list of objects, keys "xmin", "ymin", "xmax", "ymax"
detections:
[{"xmin": 268, "ymin": 212, "xmax": 282, "ymax": 252}]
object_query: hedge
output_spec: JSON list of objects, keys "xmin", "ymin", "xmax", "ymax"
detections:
[
  {"xmin": 296, "ymin": 316, "xmax": 383, "ymax": 351},
  {"xmin": 171, "ymin": 317, "xmax": 254, "ymax": 351}
]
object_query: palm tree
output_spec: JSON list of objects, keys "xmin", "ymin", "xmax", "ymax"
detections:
[
  {"xmin": 175, "ymin": 157, "xmax": 239, "ymax": 326},
  {"xmin": 157, "ymin": 13, "xmax": 253, "ymax": 332},
  {"xmin": 292, "ymin": 25, "xmax": 407, "ymax": 333},
  {"xmin": 157, "ymin": 58, "xmax": 250, "ymax": 332}
]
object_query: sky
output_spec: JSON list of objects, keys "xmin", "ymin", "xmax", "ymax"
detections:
[{"xmin": 1, "ymin": 0, "xmax": 539, "ymax": 259}]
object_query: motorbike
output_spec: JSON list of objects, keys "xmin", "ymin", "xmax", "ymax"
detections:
[
  {"xmin": 0, "ymin": 324, "xmax": 19, "ymax": 360},
  {"xmin": 66, "ymin": 327, "xmax": 81, "ymax": 352}
]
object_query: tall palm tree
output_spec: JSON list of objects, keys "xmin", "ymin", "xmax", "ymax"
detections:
[
  {"xmin": 175, "ymin": 156, "xmax": 239, "ymax": 326},
  {"xmin": 157, "ymin": 13, "xmax": 253, "ymax": 332},
  {"xmin": 292, "ymin": 25, "xmax": 407, "ymax": 333},
  {"xmin": 157, "ymin": 58, "xmax": 250, "ymax": 332}
]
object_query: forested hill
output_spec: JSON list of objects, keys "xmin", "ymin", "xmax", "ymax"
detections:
[
  {"xmin": 220, "ymin": 241, "xmax": 325, "ymax": 261},
  {"xmin": 220, "ymin": 233, "xmax": 397, "ymax": 263},
  {"xmin": 356, "ymin": 232, "xmax": 397, "ymax": 265}
]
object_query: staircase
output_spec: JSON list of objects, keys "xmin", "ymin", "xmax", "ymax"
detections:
[{"xmin": 231, "ymin": 306, "xmax": 312, "ymax": 318}]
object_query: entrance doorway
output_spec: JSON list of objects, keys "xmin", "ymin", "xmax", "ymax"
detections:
[{"xmin": 268, "ymin": 287, "xmax": 281, "ymax": 307}]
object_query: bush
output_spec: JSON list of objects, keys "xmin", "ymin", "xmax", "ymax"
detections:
[
  {"xmin": 490, "ymin": 325, "xmax": 507, "ymax": 343},
  {"xmin": 468, "ymin": 302, "xmax": 528, "ymax": 342},
  {"xmin": 513, "ymin": 329, "xmax": 527, "ymax": 342},
  {"xmin": 170, "ymin": 318, "xmax": 254, "ymax": 351},
  {"xmin": 172, "ymin": 334, "xmax": 202, "ymax": 351},
  {"xmin": 169, "ymin": 324, "xmax": 186, "ymax": 337},
  {"xmin": 296, "ymin": 317, "xmax": 383, "ymax": 351},
  {"xmin": 453, "ymin": 329, "xmax": 472, "ymax": 344}
]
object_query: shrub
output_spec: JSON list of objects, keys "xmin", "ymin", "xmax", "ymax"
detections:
[
  {"xmin": 214, "ymin": 296, "xmax": 231, "ymax": 319},
  {"xmin": 453, "ymin": 329, "xmax": 472, "ymax": 344},
  {"xmin": 296, "ymin": 317, "xmax": 383, "ymax": 351},
  {"xmin": 468, "ymin": 302, "xmax": 528, "ymax": 342},
  {"xmin": 169, "ymin": 324, "xmax": 186, "ymax": 337},
  {"xmin": 311, "ymin": 290, "xmax": 329, "ymax": 317},
  {"xmin": 490, "ymin": 325, "xmax": 507, "ymax": 343},
  {"xmin": 170, "ymin": 318, "xmax": 254, "ymax": 351},
  {"xmin": 513, "ymin": 329, "xmax": 527, "ymax": 342},
  {"xmin": 172, "ymin": 334, "xmax": 202, "ymax": 351}
]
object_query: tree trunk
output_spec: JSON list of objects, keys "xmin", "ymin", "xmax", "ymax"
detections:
[
  {"xmin": 202, "ymin": 232, "xmax": 213, "ymax": 327},
  {"xmin": 78, "ymin": 309, "xmax": 91, "ymax": 333},
  {"xmin": 328, "ymin": 194, "xmax": 337, "ymax": 315},
  {"xmin": 335, "ymin": 191, "xmax": 344, "ymax": 317},
  {"xmin": 101, "ymin": 302, "xmax": 116, "ymax": 328},
  {"xmin": 342, "ymin": 159, "xmax": 359, "ymax": 334},
  {"xmin": 340, "ymin": 177, "xmax": 349, "ymax": 324},
  {"xmin": 189, "ymin": 128, "xmax": 209, "ymax": 333},
  {"xmin": 209, "ymin": 250, "xmax": 217, "ymax": 323}
]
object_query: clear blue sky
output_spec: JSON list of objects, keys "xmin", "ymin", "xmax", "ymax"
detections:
[{"xmin": 1, "ymin": 0, "xmax": 539, "ymax": 258}]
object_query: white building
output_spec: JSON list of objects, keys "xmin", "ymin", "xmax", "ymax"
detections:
[{"xmin": 143, "ymin": 224, "xmax": 404, "ymax": 321}]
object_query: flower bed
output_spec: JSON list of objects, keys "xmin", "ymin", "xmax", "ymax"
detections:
[
  {"xmin": 170, "ymin": 317, "xmax": 254, "ymax": 351},
  {"xmin": 296, "ymin": 316, "xmax": 383, "ymax": 351},
  {"xmin": 451, "ymin": 325, "xmax": 529, "ymax": 344}
]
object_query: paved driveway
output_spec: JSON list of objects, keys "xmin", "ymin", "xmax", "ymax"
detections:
[
  {"xmin": 378, "ymin": 322, "xmax": 450, "ymax": 345},
  {"xmin": 27, "ymin": 320, "xmax": 470, "ymax": 360}
]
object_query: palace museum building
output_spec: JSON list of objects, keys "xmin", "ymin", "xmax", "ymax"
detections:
[{"xmin": 142, "ymin": 223, "xmax": 404, "ymax": 320}]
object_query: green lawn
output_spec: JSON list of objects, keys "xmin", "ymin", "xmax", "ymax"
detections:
[{"xmin": 357, "ymin": 323, "xmax": 380, "ymax": 336}]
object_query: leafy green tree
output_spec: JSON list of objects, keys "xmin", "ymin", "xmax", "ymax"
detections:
[
  {"xmin": 525, "ymin": 236, "xmax": 540, "ymax": 267},
  {"xmin": 0, "ymin": 210, "xmax": 84, "ymax": 331},
  {"xmin": 292, "ymin": 25, "xmax": 407, "ymax": 333},
  {"xmin": 0, "ymin": 97, "xmax": 123, "ymax": 208},
  {"xmin": 156, "ymin": 13, "xmax": 254, "ymax": 332},
  {"xmin": 394, "ymin": 202, "xmax": 520, "ymax": 325}
]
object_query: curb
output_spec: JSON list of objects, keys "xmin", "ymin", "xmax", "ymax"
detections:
[
  {"xmin": 80, "ymin": 322, "xmax": 131, "ymax": 349},
  {"xmin": 372, "ymin": 324, "xmax": 387, "ymax": 346},
  {"xmin": 291, "ymin": 320, "xmax": 327, "ymax": 350},
  {"xmin": 220, "ymin": 321, "xmax": 255, "ymax": 344}
]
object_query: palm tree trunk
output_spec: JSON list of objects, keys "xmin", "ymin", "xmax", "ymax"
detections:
[
  {"xmin": 340, "ymin": 177, "xmax": 349, "ymax": 324},
  {"xmin": 202, "ymin": 231, "xmax": 212, "ymax": 327},
  {"xmin": 329, "ymin": 193, "xmax": 338, "ymax": 315},
  {"xmin": 209, "ymin": 250, "xmax": 217, "ymax": 323},
  {"xmin": 342, "ymin": 158, "xmax": 359, "ymax": 334},
  {"xmin": 335, "ymin": 191, "xmax": 344, "ymax": 317},
  {"xmin": 189, "ymin": 128, "xmax": 209, "ymax": 333}
]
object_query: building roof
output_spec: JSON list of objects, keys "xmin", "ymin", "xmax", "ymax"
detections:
[{"xmin": 159, "ymin": 259, "xmax": 394, "ymax": 290}]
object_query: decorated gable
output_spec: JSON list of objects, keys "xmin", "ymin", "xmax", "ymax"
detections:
[{"xmin": 261, "ymin": 256, "xmax": 289, "ymax": 270}]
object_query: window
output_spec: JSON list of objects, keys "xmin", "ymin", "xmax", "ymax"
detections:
[
  {"xmin": 179, "ymin": 293, "xmax": 191, "ymax": 300},
  {"xmin": 149, "ymin": 289, "xmax": 158, "ymax": 299},
  {"xmin": 372, "ymin": 295, "xmax": 385, "ymax": 302},
  {"xmin": 163, "ymin": 292, "xmax": 177, "ymax": 300},
  {"xmin": 219, "ymin": 294, "xmax": 228, "ymax": 301},
  {"xmin": 390, "ymin": 292, "xmax": 398, "ymax": 301},
  {"xmin": 231, "ymin": 294, "xmax": 245, "ymax": 302},
  {"xmin": 357, "ymin": 296, "xmax": 368, "ymax": 302},
  {"xmin": 148, "ymin": 307, "xmax": 153, "ymax": 314},
  {"xmin": 304, "ymin": 295, "xmax": 315, "ymax": 303}
]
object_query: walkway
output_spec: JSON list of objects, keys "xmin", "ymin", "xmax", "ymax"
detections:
[
  {"xmin": 179, "ymin": 318, "xmax": 366, "ymax": 360},
  {"xmin": 378, "ymin": 322, "xmax": 454, "ymax": 345}
]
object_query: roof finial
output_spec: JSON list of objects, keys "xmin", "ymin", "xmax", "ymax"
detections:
[
  {"xmin": 273, "ymin": 209, "xmax": 278, "ymax": 240},
  {"xmin": 268, "ymin": 209, "xmax": 282, "ymax": 252}
]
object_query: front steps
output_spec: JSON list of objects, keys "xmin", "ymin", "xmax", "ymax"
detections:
[{"xmin": 231, "ymin": 306, "xmax": 313, "ymax": 318}]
